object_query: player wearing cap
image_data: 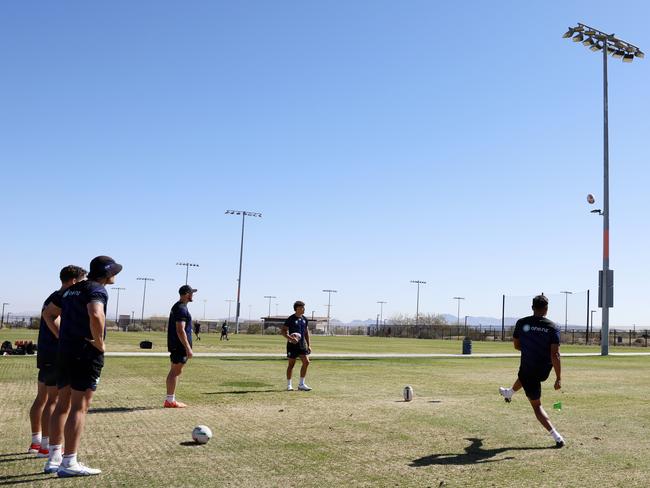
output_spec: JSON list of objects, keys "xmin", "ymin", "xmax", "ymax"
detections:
[
  {"xmin": 281, "ymin": 301, "xmax": 312, "ymax": 391},
  {"xmin": 499, "ymin": 294, "xmax": 565, "ymax": 448},
  {"xmin": 164, "ymin": 285, "xmax": 196, "ymax": 408},
  {"xmin": 45, "ymin": 255, "xmax": 122, "ymax": 477},
  {"xmin": 28, "ymin": 265, "xmax": 87, "ymax": 457}
]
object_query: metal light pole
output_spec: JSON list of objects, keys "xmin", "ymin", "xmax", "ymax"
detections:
[
  {"xmin": 136, "ymin": 277, "xmax": 155, "ymax": 324},
  {"xmin": 176, "ymin": 262, "xmax": 199, "ymax": 285},
  {"xmin": 226, "ymin": 210, "xmax": 262, "ymax": 334},
  {"xmin": 111, "ymin": 287, "xmax": 126, "ymax": 325},
  {"xmin": 377, "ymin": 301, "xmax": 387, "ymax": 326},
  {"xmin": 590, "ymin": 309, "xmax": 597, "ymax": 344},
  {"xmin": 203, "ymin": 299, "xmax": 207, "ymax": 320},
  {"xmin": 323, "ymin": 289, "xmax": 337, "ymax": 334},
  {"xmin": 264, "ymin": 295, "xmax": 276, "ymax": 317},
  {"xmin": 560, "ymin": 291, "xmax": 573, "ymax": 333},
  {"xmin": 563, "ymin": 23, "xmax": 643, "ymax": 356},
  {"xmin": 453, "ymin": 297, "xmax": 465, "ymax": 326},
  {"xmin": 410, "ymin": 281, "xmax": 426, "ymax": 325},
  {"xmin": 0, "ymin": 303, "xmax": 8, "ymax": 328},
  {"xmin": 225, "ymin": 299, "xmax": 234, "ymax": 325}
]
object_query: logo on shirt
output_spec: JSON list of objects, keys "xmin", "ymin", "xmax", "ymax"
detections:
[{"xmin": 523, "ymin": 324, "xmax": 530, "ymax": 332}]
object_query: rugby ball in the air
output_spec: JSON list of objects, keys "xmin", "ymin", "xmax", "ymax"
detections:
[
  {"xmin": 192, "ymin": 425, "xmax": 213, "ymax": 444},
  {"xmin": 403, "ymin": 385, "xmax": 414, "ymax": 402},
  {"xmin": 290, "ymin": 332, "xmax": 302, "ymax": 343},
  {"xmin": 587, "ymin": 193, "xmax": 595, "ymax": 204}
]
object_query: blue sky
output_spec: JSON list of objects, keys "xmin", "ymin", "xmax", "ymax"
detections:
[{"xmin": 1, "ymin": 1, "xmax": 648, "ymax": 327}]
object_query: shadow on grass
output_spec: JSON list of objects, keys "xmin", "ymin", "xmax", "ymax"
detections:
[
  {"xmin": 88, "ymin": 406, "xmax": 156, "ymax": 414},
  {"xmin": 0, "ymin": 453, "xmax": 31, "ymax": 459},
  {"xmin": 220, "ymin": 381, "xmax": 272, "ymax": 388},
  {"xmin": 203, "ymin": 389, "xmax": 278, "ymax": 395},
  {"xmin": 0, "ymin": 455, "xmax": 36, "ymax": 465},
  {"xmin": 179, "ymin": 441, "xmax": 204, "ymax": 447},
  {"xmin": 410, "ymin": 438, "xmax": 554, "ymax": 467},
  {"xmin": 0, "ymin": 472, "xmax": 50, "ymax": 486}
]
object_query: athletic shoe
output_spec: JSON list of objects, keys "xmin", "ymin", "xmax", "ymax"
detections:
[
  {"xmin": 499, "ymin": 387, "xmax": 513, "ymax": 403},
  {"xmin": 57, "ymin": 463, "xmax": 101, "ymax": 477},
  {"xmin": 43, "ymin": 459, "xmax": 61, "ymax": 474},
  {"xmin": 28, "ymin": 443, "xmax": 40, "ymax": 454},
  {"xmin": 298, "ymin": 384, "xmax": 312, "ymax": 391},
  {"xmin": 287, "ymin": 385, "xmax": 294, "ymax": 391},
  {"xmin": 555, "ymin": 440, "xmax": 565, "ymax": 448},
  {"xmin": 36, "ymin": 448, "xmax": 49, "ymax": 458},
  {"xmin": 164, "ymin": 400, "xmax": 187, "ymax": 408}
]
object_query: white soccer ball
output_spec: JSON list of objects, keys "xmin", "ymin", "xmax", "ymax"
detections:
[
  {"xmin": 403, "ymin": 385, "xmax": 414, "ymax": 402},
  {"xmin": 192, "ymin": 425, "xmax": 213, "ymax": 444},
  {"xmin": 290, "ymin": 332, "xmax": 302, "ymax": 343}
]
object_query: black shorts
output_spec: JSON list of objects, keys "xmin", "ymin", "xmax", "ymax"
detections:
[
  {"xmin": 57, "ymin": 344, "xmax": 104, "ymax": 392},
  {"xmin": 286, "ymin": 342, "xmax": 310, "ymax": 359},
  {"xmin": 170, "ymin": 349, "xmax": 188, "ymax": 364},
  {"xmin": 37, "ymin": 354, "xmax": 57, "ymax": 387},
  {"xmin": 518, "ymin": 365, "xmax": 552, "ymax": 401}
]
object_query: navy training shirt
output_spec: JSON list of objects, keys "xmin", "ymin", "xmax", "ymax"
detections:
[
  {"xmin": 37, "ymin": 290, "xmax": 63, "ymax": 362},
  {"xmin": 167, "ymin": 301, "xmax": 192, "ymax": 352},
  {"xmin": 59, "ymin": 280, "xmax": 109, "ymax": 354},
  {"xmin": 284, "ymin": 314, "xmax": 308, "ymax": 347},
  {"xmin": 513, "ymin": 315, "xmax": 560, "ymax": 371}
]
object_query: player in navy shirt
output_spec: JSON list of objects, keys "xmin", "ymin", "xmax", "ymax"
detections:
[
  {"xmin": 499, "ymin": 294, "xmax": 565, "ymax": 447},
  {"xmin": 28, "ymin": 265, "xmax": 86, "ymax": 457},
  {"xmin": 45, "ymin": 256, "xmax": 122, "ymax": 477},
  {"xmin": 165, "ymin": 285, "xmax": 196, "ymax": 408},
  {"xmin": 281, "ymin": 301, "xmax": 312, "ymax": 391}
]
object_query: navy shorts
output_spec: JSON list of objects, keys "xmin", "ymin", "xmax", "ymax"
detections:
[
  {"xmin": 170, "ymin": 349, "xmax": 188, "ymax": 364},
  {"xmin": 57, "ymin": 344, "xmax": 104, "ymax": 392},
  {"xmin": 37, "ymin": 359, "xmax": 58, "ymax": 387},
  {"xmin": 286, "ymin": 342, "xmax": 310, "ymax": 359},
  {"xmin": 518, "ymin": 365, "xmax": 552, "ymax": 401}
]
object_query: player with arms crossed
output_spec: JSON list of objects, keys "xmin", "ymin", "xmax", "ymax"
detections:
[
  {"xmin": 165, "ymin": 285, "xmax": 196, "ymax": 408},
  {"xmin": 499, "ymin": 294, "xmax": 565, "ymax": 447},
  {"xmin": 281, "ymin": 301, "xmax": 312, "ymax": 391},
  {"xmin": 28, "ymin": 265, "xmax": 87, "ymax": 457}
]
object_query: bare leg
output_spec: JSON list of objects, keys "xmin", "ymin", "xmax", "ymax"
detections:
[
  {"xmin": 512, "ymin": 378, "xmax": 522, "ymax": 392},
  {"xmin": 63, "ymin": 389, "xmax": 94, "ymax": 456},
  {"xmin": 286, "ymin": 358, "xmax": 296, "ymax": 380},
  {"xmin": 299, "ymin": 356, "xmax": 310, "ymax": 378},
  {"xmin": 41, "ymin": 386, "xmax": 59, "ymax": 437},
  {"xmin": 529, "ymin": 398, "xmax": 554, "ymax": 431},
  {"xmin": 166, "ymin": 363, "xmax": 184, "ymax": 396},
  {"xmin": 49, "ymin": 387, "xmax": 72, "ymax": 447},
  {"xmin": 29, "ymin": 382, "xmax": 48, "ymax": 435}
]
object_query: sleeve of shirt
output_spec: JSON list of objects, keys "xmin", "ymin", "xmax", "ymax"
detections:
[
  {"xmin": 174, "ymin": 305, "xmax": 190, "ymax": 323},
  {"xmin": 50, "ymin": 291, "xmax": 63, "ymax": 308},
  {"xmin": 88, "ymin": 288, "xmax": 108, "ymax": 306},
  {"xmin": 551, "ymin": 327, "xmax": 560, "ymax": 345},
  {"xmin": 512, "ymin": 320, "xmax": 521, "ymax": 339},
  {"xmin": 283, "ymin": 316, "xmax": 292, "ymax": 328}
]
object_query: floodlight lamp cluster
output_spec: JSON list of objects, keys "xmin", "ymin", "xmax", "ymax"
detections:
[
  {"xmin": 563, "ymin": 23, "xmax": 644, "ymax": 62},
  {"xmin": 225, "ymin": 210, "xmax": 262, "ymax": 217},
  {"xmin": 176, "ymin": 262, "xmax": 199, "ymax": 268}
]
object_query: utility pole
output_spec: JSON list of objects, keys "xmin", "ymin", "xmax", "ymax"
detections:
[
  {"xmin": 136, "ymin": 277, "xmax": 155, "ymax": 324},
  {"xmin": 176, "ymin": 262, "xmax": 199, "ymax": 285},
  {"xmin": 323, "ymin": 289, "xmax": 338, "ymax": 334},
  {"xmin": 410, "ymin": 281, "xmax": 426, "ymax": 325}
]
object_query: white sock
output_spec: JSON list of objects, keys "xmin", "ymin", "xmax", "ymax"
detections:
[
  {"xmin": 32, "ymin": 432, "xmax": 42, "ymax": 445},
  {"xmin": 41, "ymin": 436, "xmax": 49, "ymax": 450},
  {"xmin": 61, "ymin": 453, "xmax": 77, "ymax": 467},
  {"xmin": 550, "ymin": 428, "xmax": 563, "ymax": 442},
  {"xmin": 48, "ymin": 444, "xmax": 62, "ymax": 462},
  {"xmin": 287, "ymin": 380, "xmax": 292, "ymax": 387},
  {"xmin": 166, "ymin": 394, "xmax": 175, "ymax": 403},
  {"xmin": 299, "ymin": 377, "xmax": 306, "ymax": 386}
]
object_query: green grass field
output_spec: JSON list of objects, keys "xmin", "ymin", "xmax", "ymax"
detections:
[{"xmin": 1, "ymin": 333, "xmax": 649, "ymax": 487}]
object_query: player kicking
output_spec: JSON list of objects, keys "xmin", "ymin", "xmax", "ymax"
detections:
[
  {"xmin": 29, "ymin": 266, "xmax": 87, "ymax": 457},
  {"xmin": 499, "ymin": 294, "xmax": 565, "ymax": 448},
  {"xmin": 45, "ymin": 255, "xmax": 122, "ymax": 477},
  {"xmin": 281, "ymin": 301, "xmax": 312, "ymax": 391},
  {"xmin": 165, "ymin": 285, "xmax": 196, "ymax": 408}
]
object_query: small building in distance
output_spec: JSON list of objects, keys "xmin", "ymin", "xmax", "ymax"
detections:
[{"xmin": 262, "ymin": 315, "xmax": 329, "ymax": 334}]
